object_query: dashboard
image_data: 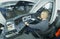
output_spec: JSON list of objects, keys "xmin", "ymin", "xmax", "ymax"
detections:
[
  {"xmin": 14, "ymin": 13, "xmax": 36, "ymax": 25},
  {"xmin": 5, "ymin": 14, "xmax": 36, "ymax": 38}
]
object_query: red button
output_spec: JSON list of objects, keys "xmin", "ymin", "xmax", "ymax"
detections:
[{"xmin": 55, "ymin": 29, "xmax": 60, "ymax": 37}]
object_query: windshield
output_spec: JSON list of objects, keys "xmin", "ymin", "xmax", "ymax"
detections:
[{"xmin": 6, "ymin": 1, "xmax": 34, "ymax": 19}]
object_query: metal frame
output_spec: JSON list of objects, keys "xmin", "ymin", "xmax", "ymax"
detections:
[
  {"xmin": 29, "ymin": 0, "xmax": 57, "ymax": 24},
  {"xmin": 0, "ymin": 0, "xmax": 36, "ymax": 8}
]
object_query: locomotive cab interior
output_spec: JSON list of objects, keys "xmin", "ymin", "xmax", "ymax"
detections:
[{"xmin": 0, "ymin": 0, "xmax": 59, "ymax": 39}]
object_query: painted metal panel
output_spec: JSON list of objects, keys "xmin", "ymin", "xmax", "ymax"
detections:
[{"xmin": 0, "ymin": 12, "xmax": 6, "ymax": 25}]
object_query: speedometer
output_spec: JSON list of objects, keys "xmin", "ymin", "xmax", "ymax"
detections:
[{"xmin": 22, "ymin": 15, "xmax": 31, "ymax": 22}]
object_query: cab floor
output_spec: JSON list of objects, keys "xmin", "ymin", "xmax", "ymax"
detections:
[{"xmin": 9, "ymin": 33, "xmax": 42, "ymax": 39}]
